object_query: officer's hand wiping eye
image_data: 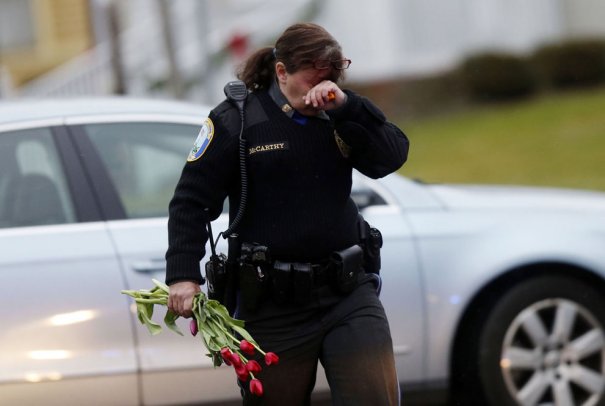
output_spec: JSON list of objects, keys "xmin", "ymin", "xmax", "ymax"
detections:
[{"xmin": 303, "ymin": 80, "xmax": 346, "ymax": 110}]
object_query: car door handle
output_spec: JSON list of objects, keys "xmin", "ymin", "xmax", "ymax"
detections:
[{"xmin": 131, "ymin": 259, "xmax": 166, "ymax": 273}]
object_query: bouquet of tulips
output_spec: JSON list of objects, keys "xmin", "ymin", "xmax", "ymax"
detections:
[{"xmin": 121, "ymin": 279, "xmax": 278, "ymax": 397}]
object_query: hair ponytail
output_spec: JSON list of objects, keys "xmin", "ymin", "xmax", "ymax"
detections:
[{"xmin": 236, "ymin": 47, "xmax": 275, "ymax": 90}]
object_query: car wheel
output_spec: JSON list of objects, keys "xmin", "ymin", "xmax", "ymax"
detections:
[{"xmin": 477, "ymin": 275, "xmax": 605, "ymax": 406}]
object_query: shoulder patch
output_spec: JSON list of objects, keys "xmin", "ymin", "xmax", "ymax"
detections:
[{"xmin": 187, "ymin": 118, "xmax": 215, "ymax": 162}]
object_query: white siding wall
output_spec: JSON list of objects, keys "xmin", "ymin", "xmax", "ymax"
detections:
[
  {"xmin": 562, "ymin": 0, "xmax": 605, "ymax": 38},
  {"xmin": 317, "ymin": 0, "xmax": 565, "ymax": 82}
]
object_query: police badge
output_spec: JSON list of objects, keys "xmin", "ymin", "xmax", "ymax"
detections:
[
  {"xmin": 187, "ymin": 118, "xmax": 215, "ymax": 162},
  {"xmin": 334, "ymin": 130, "xmax": 351, "ymax": 158}
]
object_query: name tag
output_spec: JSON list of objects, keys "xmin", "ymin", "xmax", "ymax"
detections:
[{"xmin": 248, "ymin": 142, "xmax": 289, "ymax": 156}]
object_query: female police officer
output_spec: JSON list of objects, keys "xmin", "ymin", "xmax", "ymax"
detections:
[{"xmin": 165, "ymin": 23, "xmax": 409, "ymax": 405}]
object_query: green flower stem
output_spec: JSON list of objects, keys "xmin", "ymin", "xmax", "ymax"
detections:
[
  {"xmin": 133, "ymin": 298, "xmax": 167, "ymax": 304},
  {"xmin": 221, "ymin": 326, "xmax": 240, "ymax": 345},
  {"xmin": 209, "ymin": 318, "xmax": 267, "ymax": 356},
  {"xmin": 206, "ymin": 317, "xmax": 239, "ymax": 351},
  {"xmin": 248, "ymin": 341, "xmax": 267, "ymax": 356}
]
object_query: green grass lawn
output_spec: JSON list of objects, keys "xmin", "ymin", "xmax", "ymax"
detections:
[{"xmin": 397, "ymin": 86, "xmax": 605, "ymax": 192}]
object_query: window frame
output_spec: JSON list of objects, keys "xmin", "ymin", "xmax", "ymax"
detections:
[
  {"xmin": 67, "ymin": 124, "xmax": 127, "ymax": 220},
  {"xmin": 68, "ymin": 116, "xmax": 203, "ymax": 221},
  {"xmin": 53, "ymin": 125, "xmax": 104, "ymax": 222},
  {"xmin": 0, "ymin": 122, "xmax": 103, "ymax": 227}
]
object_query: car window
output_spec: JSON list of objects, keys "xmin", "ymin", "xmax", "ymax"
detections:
[
  {"xmin": 351, "ymin": 179, "xmax": 388, "ymax": 210},
  {"xmin": 0, "ymin": 127, "xmax": 76, "ymax": 228},
  {"xmin": 84, "ymin": 122, "xmax": 199, "ymax": 219}
]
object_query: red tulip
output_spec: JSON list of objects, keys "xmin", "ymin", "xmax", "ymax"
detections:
[
  {"xmin": 229, "ymin": 352, "xmax": 242, "ymax": 367},
  {"xmin": 235, "ymin": 364, "xmax": 249, "ymax": 381},
  {"xmin": 245, "ymin": 359, "xmax": 262, "ymax": 374},
  {"xmin": 220, "ymin": 347, "xmax": 232, "ymax": 366},
  {"xmin": 189, "ymin": 319, "xmax": 198, "ymax": 336},
  {"xmin": 250, "ymin": 378, "xmax": 264, "ymax": 396},
  {"xmin": 264, "ymin": 352, "xmax": 279, "ymax": 366},
  {"xmin": 240, "ymin": 339, "xmax": 255, "ymax": 356}
]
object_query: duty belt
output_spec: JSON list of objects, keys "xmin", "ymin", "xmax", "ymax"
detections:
[
  {"xmin": 273, "ymin": 260, "xmax": 333, "ymax": 287},
  {"xmin": 310, "ymin": 263, "xmax": 333, "ymax": 286}
]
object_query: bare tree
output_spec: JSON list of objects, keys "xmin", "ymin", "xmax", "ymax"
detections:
[
  {"xmin": 107, "ymin": 1, "xmax": 126, "ymax": 95},
  {"xmin": 157, "ymin": 0, "xmax": 184, "ymax": 99}
]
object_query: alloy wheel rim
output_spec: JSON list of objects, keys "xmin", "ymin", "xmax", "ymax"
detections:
[{"xmin": 499, "ymin": 298, "xmax": 605, "ymax": 406}]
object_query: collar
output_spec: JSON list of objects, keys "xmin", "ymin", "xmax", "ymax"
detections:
[{"xmin": 269, "ymin": 80, "xmax": 330, "ymax": 121}]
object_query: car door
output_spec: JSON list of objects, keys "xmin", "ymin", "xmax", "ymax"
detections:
[
  {"xmin": 352, "ymin": 175, "xmax": 426, "ymax": 385},
  {"xmin": 73, "ymin": 119, "xmax": 236, "ymax": 405},
  {"xmin": 0, "ymin": 125, "xmax": 138, "ymax": 405}
]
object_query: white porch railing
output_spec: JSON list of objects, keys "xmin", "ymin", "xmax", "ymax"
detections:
[
  {"xmin": 18, "ymin": 43, "xmax": 114, "ymax": 98},
  {"xmin": 15, "ymin": 0, "xmax": 317, "ymax": 103}
]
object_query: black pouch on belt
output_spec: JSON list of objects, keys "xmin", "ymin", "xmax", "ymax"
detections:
[
  {"xmin": 292, "ymin": 263, "xmax": 313, "ymax": 304},
  {"xmin": 239, "ymin": 263, "xmax": 266, "ymax": 313},
  {"xmin": 271, "ymin": 260, "xmax": 291, "ymax": 305},
  {"xmin": 359, "ymin": 219, "xmax": 383, "ymax": 275},
  {"xmin": 330, "ymin": 245, "xmax": 364, "ymax": 294},
  {"xmin": 205, "ymin": 253, "xmax": 227, "ymax": 302}
]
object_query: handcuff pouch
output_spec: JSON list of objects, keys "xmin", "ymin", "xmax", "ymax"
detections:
[{"xmin": 330, "ymin": 244, "xmax": 364, "ymax": 294}]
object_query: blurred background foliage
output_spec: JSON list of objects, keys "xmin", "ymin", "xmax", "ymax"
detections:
[{"xmin": 350, "ymin": 38, "xmax": 605, "ymax": 191}]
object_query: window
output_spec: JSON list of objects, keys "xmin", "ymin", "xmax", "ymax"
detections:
[
  {"xmin": 0, "ymin": 0, "xmax": 34, "ymax": 50},
  {"xmin": 84, "ymin": 123, "xmax": 198, "ymax": 219},
  {"xmin": 0, "ymin": 127, "xmax": 76, "ymax": 228},
  {"xmin": 351, "ymin": 184, "xmax": 387, "ymax": 210}
]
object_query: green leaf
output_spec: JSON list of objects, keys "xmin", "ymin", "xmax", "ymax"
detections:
[
  {"xmin": 201, "ymin": 329, "xmax": 214, "ymax": 349},
  {"xmin": 136, "ymin": 301, "xmax": 154, "ymax": 322},
  {"xmin": 206, "ymin": 337, "xmax": 222, "ymax": 352},
  {"xmin": 207, "ymin": 318, "xmax": 229, "ymax": 347},
  {"xmin": 121, "ymin": 289, "xmax": 140, "ymax": 298},
  {"xmin": 200, "ymin": 322, "xmax": 216, "ymax": 338},
  {"xmin": 192, "ymin": 296, "xmax": 207, "ymax": 324},
  {"xmin": 205, "ymin": 300, "xmax": 245, "ymax": 328},
  {"xmin": 231, "ymin": 324, "xmax": 257, "ymax": 346},
  {"xmin": 151, "ymin": 279, "xmax": 170, "ymax": 294},
  {"xmin": 136, "ymin": 302, "xmax": 162, "ymax": 335},
  {"xmin": 197, "ymin": 306, "xmax": 206, "ymax": 324},
  {"xmin": 212, "ymin": 352, "xmax": 223, "ymax": 367},
  {"xmin": 163, "ymin": 309, "xmax": 183, "ymax": 336}
]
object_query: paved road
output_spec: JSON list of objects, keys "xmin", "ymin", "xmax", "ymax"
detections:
[{"xmin": 207, "ymin": 390, "xmax": 448, "ymax": 405}]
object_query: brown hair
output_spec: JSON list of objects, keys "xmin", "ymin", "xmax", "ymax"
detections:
[{"xmin": 237, "ymin": 23, "xmax": 345, "ymax": 90}]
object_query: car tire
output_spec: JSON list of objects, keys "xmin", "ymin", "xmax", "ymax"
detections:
[{"xmin": 475, "ymin": 275, "xmax": 605, "ymax": 406}]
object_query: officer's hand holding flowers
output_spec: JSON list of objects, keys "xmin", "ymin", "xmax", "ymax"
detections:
[
  {"xmin": 122, "ymin": 280, "xmax": 280, "ymax": 398},
  {"xmin": 167, "ymin": 280, "xmax": 200, "ymax": 318}
]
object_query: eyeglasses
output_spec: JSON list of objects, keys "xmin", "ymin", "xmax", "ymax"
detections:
[{"xmin": 313, "ymin": 59, "xmax": 352, "ymax": 70}]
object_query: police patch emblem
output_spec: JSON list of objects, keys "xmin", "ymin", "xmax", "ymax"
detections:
[{"xmin": 187, "ymin": 118, "xmax": 214, "ymax": 162}]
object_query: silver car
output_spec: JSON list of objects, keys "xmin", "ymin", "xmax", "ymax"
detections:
[{"xmin": 1, "ymin": 98, "xmax": 604, "ymax": 406}]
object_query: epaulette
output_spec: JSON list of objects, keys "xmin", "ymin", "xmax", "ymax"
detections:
[{"xmin": 210, "ymin": 92, "xmax": 268, "ymax": 138}]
